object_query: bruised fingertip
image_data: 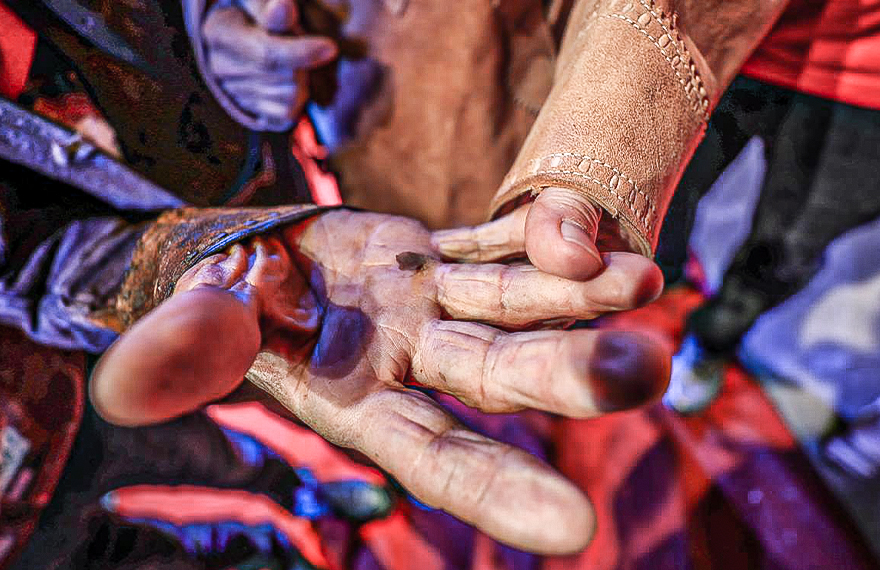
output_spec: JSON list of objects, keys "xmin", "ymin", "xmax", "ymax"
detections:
[
  {"xmin": 600, "ymin": 252, "xmax": 665, "ymax": 306},
  {"xmin": 636, "ymin": 262, "xmax": 665, "ymax": 305},
  {"xmin": 589, "ymin": 331, "xmax": 671, "ymax": 412}
]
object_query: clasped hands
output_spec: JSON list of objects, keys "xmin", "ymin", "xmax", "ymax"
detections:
[{"xmin": 91, "ymin": 207, "xmax": 668, "ymax": 555}]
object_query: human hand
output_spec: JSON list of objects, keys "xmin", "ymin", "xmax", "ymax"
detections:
[
  {"xmin": 90, "ymin": 209, "xmax": 668, "ymax": 554},
  {"xmin": 433, "ymin": 188, "xmax": 642, "ymax": 282},
  {"xmin": 202, "ymin": 0, "xmax": 338, "ymax": 129}
]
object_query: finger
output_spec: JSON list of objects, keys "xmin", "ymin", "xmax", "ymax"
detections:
[
  {"xmin": 525, "ymin": 187, "xmax": 604, "ymax": 281},
  {"xmin": 209, "ymin": 50, "xmax": 307, "ymax": 84},
  {"xmin": 90, "ymin": 288, "xmax": 261, "ymax": 427},
  {"xmin": 412, "ymin": 320, "xmax": 670, "ymax": 417},
  {"xmin": 208, "ymin": 35, "xmax": 336, "ymax": 77},
  {"xmin": 350, "ymin": 390, "xmax": 594, "ymax": 555},
  {"xmin": 435, "ymin": 252, "xmax": 664, "ymax": 327},
  {"xmin": 239, "ymin": 0, "xmax": 299, "ymax": 32},
  {"xmin": 431, "ymin": 205, "xmax": 528, "ymax": 263},
  {"xmin": 205, "ymin": 7, "xmax": 337, "ymax": 73},
  {"xmin": 221, "ymin": 78, "xmax": 299, "ymax": 100},
  {"xmin": 221, "ymin": 79, "xmax": 301, "ymax": 109},
  {"xmin": 221, "ymin": 79, "xmax": 304, "ymax": 120},
  {"xmin": 244, "ymin": 353, "xmax": 594, "ymax": 554}
]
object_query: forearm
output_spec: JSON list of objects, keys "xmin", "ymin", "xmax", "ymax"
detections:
[
  {"xmin": 493, "ymin": 0, "xmax": 789, "ymax": 256},
  {"xmin": 674, "ymin": 0, "xmax": 790, "ymax": 93}
]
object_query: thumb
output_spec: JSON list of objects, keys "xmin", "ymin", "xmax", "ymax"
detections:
[
  {"xmin": 90, "ymin": 288, "xmax": 261, "ymax": 427},
  {"xmin": 525, "ymin": 187, "xmax": 605, "ymax": 281}
]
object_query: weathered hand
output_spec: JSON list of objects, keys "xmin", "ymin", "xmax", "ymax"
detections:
[
  {"xmin": 202, "ymin": 0, "xmax": 337, "ymax": 128},
  {"xmin": 91, "ymin": 210, "xmax": 667, "ymax": 554}
]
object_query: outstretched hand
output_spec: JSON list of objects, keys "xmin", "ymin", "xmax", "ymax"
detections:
[{"xmin": 91, "ymin": 209, "xmax": 667, "ymax": 554}]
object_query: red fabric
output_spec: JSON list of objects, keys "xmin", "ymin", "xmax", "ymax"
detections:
[
  {"xmin": 0, "ymin": 2, "xmax": 36, "ymax": 100},
  {"xmin": 293, "ymin": 118, "xmax": 344, "ymax": 207},
  {"xmin": 108, "ymin": 485, "xmax": 331, "ymax": 569},
  {"xmin": 742, "ymin": 0, "xmax": 880, "ymax": 110},
  {"xmin": 544, "ymin": 287, "xmax": 877, "ymax": 570},
  {"xmin": 0, "ymin": 327, "xmax": 84, "ymax": 570}
]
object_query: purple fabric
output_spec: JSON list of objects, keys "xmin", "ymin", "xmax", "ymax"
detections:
[
  {"xmin": 0, "ymin": 217, "xmax": 143, "ymax": 352},
  {"xmin": 0, "ymin": 159, "xmax": 160, "ymax": 352}
]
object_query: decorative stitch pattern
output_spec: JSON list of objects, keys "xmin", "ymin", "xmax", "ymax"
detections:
[
  {"xmin": 538, "ymin": 169, "xmax": 655, "ymax": 230},
  {"xmin": 502, "ymin": 151, "xmax": 658, "ymax": 233},
  {"xmin": 600, "ymin": 1, "xmax": 711, "ymax": 120},
  {"xmin": 542, "ymin": 152, "xmax": 646, "ymax": 204},
  {"xmin": 636, "ymin": 0, "xmax": 674, "ymax": 46}
]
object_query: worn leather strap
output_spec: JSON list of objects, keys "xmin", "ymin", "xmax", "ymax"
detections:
[
  {"xmin": 0, "ymin": 98, "xmax": 183, "ymax": 211},
  {"xmin": 115, "ymin": 205, "xmax": 332, "ymax": 329}
]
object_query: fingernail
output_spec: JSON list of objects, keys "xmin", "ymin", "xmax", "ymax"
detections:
[
  {"xmin": 561, "ymin": 219, "xmax": 596, "ymax": 255},
  {"xmin": 560, "ymin": 219, "xmax": 588, "ymax": 246}
]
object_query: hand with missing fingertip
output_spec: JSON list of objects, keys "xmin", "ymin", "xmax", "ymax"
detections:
[
  {"xmin": 202, "ymin": 0, "xmax": 338, "ymax": 130},
  {"xmin": 90, "ymin": 209, "xmax": 668, "ymax": 555}
]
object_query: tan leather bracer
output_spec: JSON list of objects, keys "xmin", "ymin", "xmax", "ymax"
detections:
[{"xmin": 491, "ymin": 0, "xmax": 721, "ymax": 256}]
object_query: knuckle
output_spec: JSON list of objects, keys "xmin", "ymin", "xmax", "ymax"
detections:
[
  {"xmin": 204, "ymin": 7, "xmax": 239, "ymax": 41},
  {"xmin": 476, "ymin": 337, "xmax": 506, "ymax": 411}
]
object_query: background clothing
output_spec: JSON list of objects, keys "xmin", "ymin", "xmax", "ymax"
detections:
[
  {"xmin": 658, "ymin": 76, "xmax": 880, "ymax": 354},
  {"xmin": 742, "ymin": 0, "xmax": 880, "ymax": 111}
]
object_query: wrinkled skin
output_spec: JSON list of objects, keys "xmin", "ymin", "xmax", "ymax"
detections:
[{"xmin": 92, "ymin": 209, "xmax": 668, "ymax": 555}]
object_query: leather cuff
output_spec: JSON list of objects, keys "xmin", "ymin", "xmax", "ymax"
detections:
[
  {"xmin": 490, "ymin": 0, "xmax": 717, "ymax": 256},
  {"xmin": 115, "ymin": 205, "xmax": 329, "ymax": 329}
]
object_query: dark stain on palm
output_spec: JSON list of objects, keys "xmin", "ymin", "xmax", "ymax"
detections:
[{"xmin": 396, "ymin": 252, "xmax": 430, "ymax": 272}]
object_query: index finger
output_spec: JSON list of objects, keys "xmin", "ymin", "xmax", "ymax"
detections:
[
  {"xmin": 245, "ymin": 352, "xmax": 595, "ymax": 554},
  {"xmin": 434, "ymin": 252, "xmax": 664, "ymax": 328}
]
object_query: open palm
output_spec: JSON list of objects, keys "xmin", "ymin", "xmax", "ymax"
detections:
[{"xmin": 92, "ymin": 209, "xmax": 668, "ymax": 554}]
